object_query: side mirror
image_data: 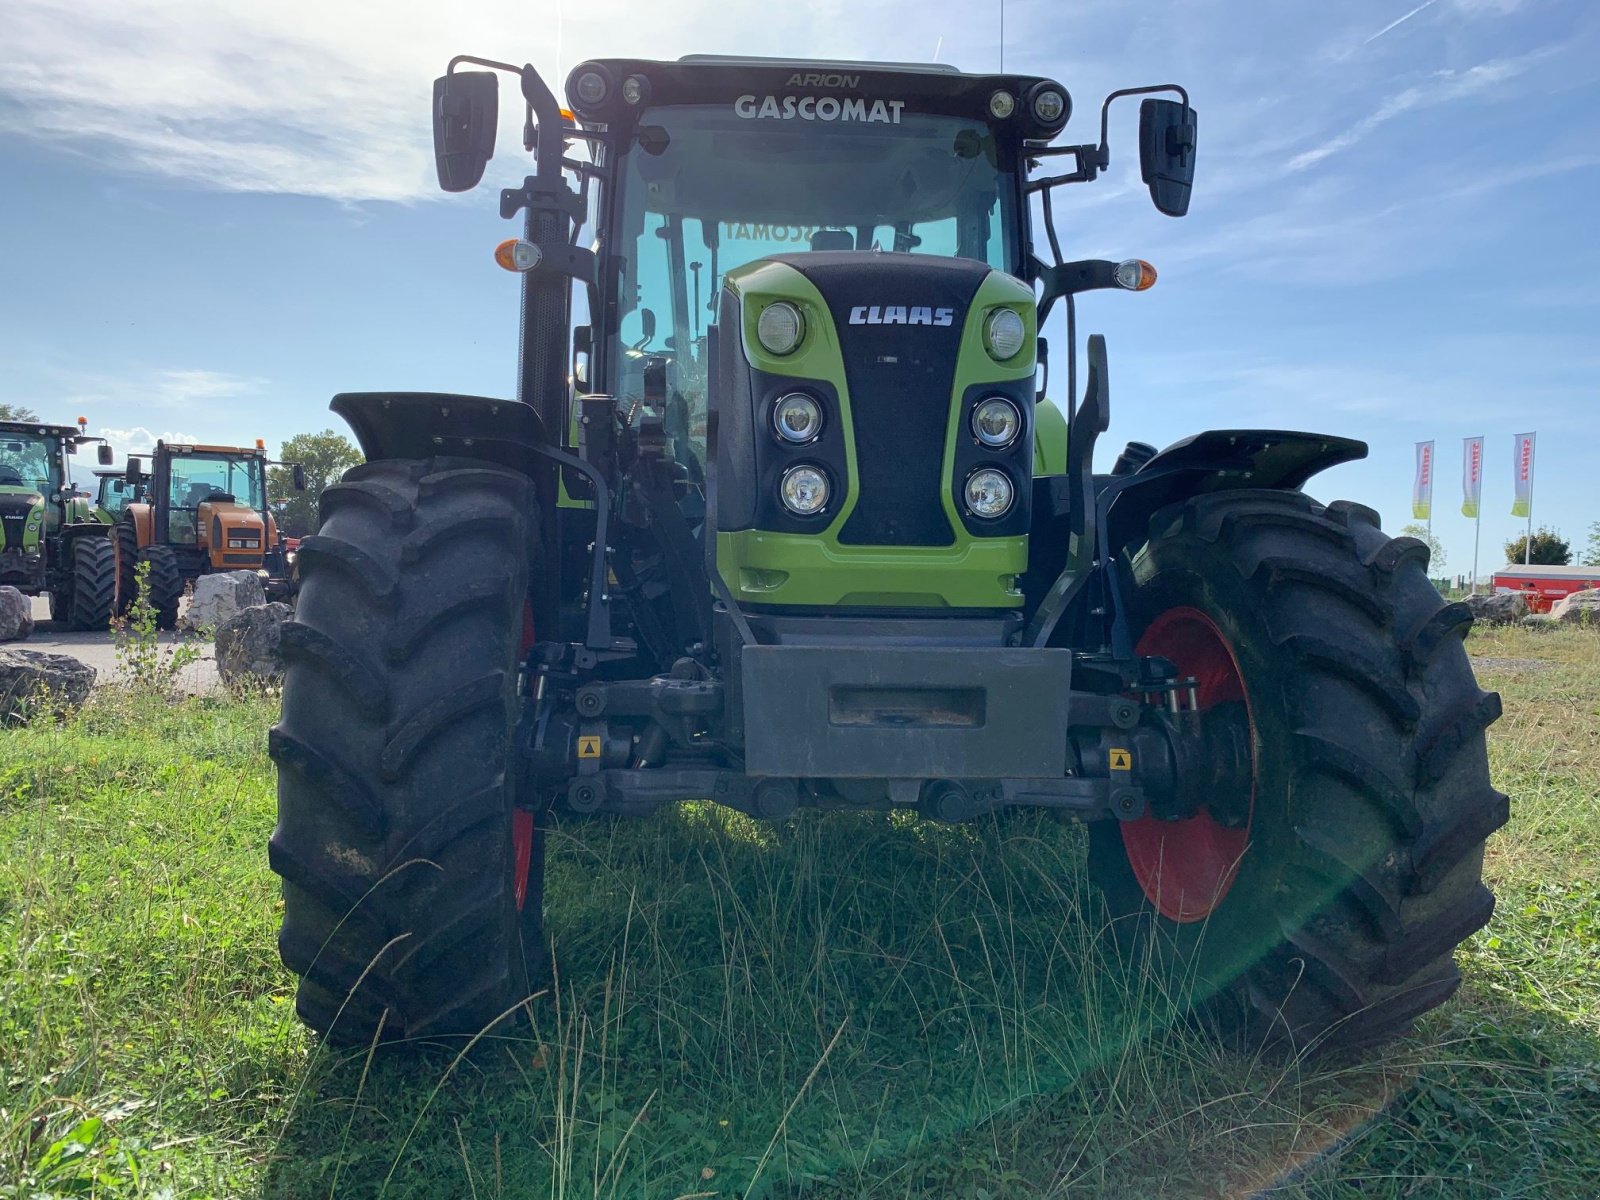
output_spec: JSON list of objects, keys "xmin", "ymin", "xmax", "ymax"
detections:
[
  {"xmin": 125, "ymin": 457, "xmax": 142, "ymax": 485},
  {"xmin": 292, "ymin": 463, "xmax": 307, "ymax": 492},
  {"xmin": 1138, "ymin": 99, "xmax": 1197, "ymax": 217},
  {"xmin": 97, "ymin": 443, "xmax": 113, "ymax": 466},
  {"xmin": 432, "ymin": 71, "xmax": 499, "ymax": 193}
]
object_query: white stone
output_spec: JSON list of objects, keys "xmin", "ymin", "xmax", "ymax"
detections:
[
  {"xmin": 180, "ymin": 571, "xmax": 267, "ymax": 633},
  {"xmin": 215, "ymin": 602, "xmax": 293, "ymax": 688},
  {"xmin": 1551, "ymin": 587, "xmax": 1600, "ymax": 628},
  {"xmin": 0, "ymin": 648, "xmax": 94, "ymax": 722},
  {"xmin": 1464, "ymin": 591, "xmax": 1528, "ymax": 626},
  {"xmin": 0, "ymin": 586, "xmax": 34, "ymax": 642}
]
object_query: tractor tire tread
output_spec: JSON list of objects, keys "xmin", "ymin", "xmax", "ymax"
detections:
[
  {"xmin": 271, "ymin": 456, "xmax": 539, "ymax": 1045},
  {"xmin": 1090, "ymin": 489, "xmax": 1504, "ymax": 1056}
]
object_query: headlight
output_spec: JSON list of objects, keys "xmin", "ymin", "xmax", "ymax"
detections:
[
  {"xmin": 756, "ymin": 302, "xmax": 805, "ymax": 356},
  {"xmin": 983, "ymin": 308, "xmax": 1026, "ymax": 361},
  {"xmin": 780, "ymin": 465, "xmax": 830, "ymax": 516},
  {"xmin": 772, "ymin": 393, "xmax": 823, "ymax": 444},
  {"xmin": 573, "ymin": 69, "xmax": 609, "ymax": 108},
  {"xmin": 1031, "ymin": 88, "xmax": 1068, "ymax": 125},
  {"xmin": 965, "ymin": 468, "xmax": 1015, "ymax": 519},
  {"xmin": 989, "ymin": 90, "xmax": 1016, "ymax": 119},
  {"xmin": 227, "ymin": 537, "xmax": 262, "ymax": 549},
  {"xmin": 972, "ymin": 398, "xmax": 1021, "ymax": 449}
]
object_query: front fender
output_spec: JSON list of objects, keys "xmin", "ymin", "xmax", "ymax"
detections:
[
  {"xmin": 1101, "ymin": 429, "xmax": 1366, "ymax": 561},
  {"xmin": 332, "ymin": 392, "xmax": 549, "ymax": 478}
]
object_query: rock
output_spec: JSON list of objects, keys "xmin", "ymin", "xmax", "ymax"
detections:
[
  {"xmin": 0, "ymin": 649, "xmax": 95, "ymax": 722},
  {"xmin": 1520, "ymin": 613, "xmax": 1557, "ymax": 629},
  {"xmin": 214, "ymin": 602, "xmax": 293, "ymax": 688},
  {"xmin": 180, "ymin": 571, "xmax": 266, "ymax": 633},
  {"xmin": 1551, "ymin": 587, "xmax": 1600, "ymax": 628},
  {"xmin": 1463, "ymin": 591, "xmax": 1529, "ymax": 626},
  {"xmin": 0, "ymin": 586, "xmax": 33, "ymax": 641}
]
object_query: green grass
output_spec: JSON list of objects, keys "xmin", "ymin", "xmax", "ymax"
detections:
[{"xmin": 1, "ymin": 628, "xmax": 1596, "ymax": 1198}]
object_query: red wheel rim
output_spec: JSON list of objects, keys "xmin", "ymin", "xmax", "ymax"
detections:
[
  {"xmin": 512, "ymin": 809, "xmax": 535, "ymax": 911},
  {"xmin": 513, "ymin": 599, "xmax": 536, "ymax": 912},
  {"xmin": 1120, "ymin": 606, "xmax": 1255, "ymax": 923}
]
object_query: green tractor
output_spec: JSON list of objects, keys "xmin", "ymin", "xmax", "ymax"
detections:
[
  {"xmin": 271, "ymin": 54, "xmax": 1507, "ymax": 1054},
  {"xmin": 0, "ymin": 418, "xmax": 116, "ymax": 630},
  {"xmin": 92, "ymin": 468, "xmax": 144, "ymax": 527}
]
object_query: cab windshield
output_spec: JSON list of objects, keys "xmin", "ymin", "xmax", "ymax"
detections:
[
  {"xmin": 98, "ymin": 474, "xmax": 137, "ymax": 516},
  {"xmin": 607, "ymin": 104, "xmax": 1018, "ymax": 474},
  {"xmin": 0, "ymin": 434, "xmax": 60, "ymax": 494},
  {"xmin": 169, "ymin": 453, "xmax": 265, "ymax": 512}
]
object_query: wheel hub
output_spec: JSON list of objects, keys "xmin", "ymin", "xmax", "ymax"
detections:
[{"xmin": 1120, "ymin": 606, "xmax": 1257, "ymax": 923}]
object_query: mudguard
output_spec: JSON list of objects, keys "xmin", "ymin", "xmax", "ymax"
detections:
[
  {"xmin": 1101, "ymin": 429, "xmax": 1367, "ymax": 561},
  {"xmin": 1027, "ymin": 427, "xmax": 1365, "ymax": 653},
  {"xmin": 331, "ymin": 392, "xmax": 549, "ymax": 477}
]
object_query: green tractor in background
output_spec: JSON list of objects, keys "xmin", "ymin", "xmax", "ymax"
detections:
[
  {"xmin": 271, "ymin": 53, "xmax": 1508, "ymax": 1056},
  {"xmin": 0, "ymin": 418, "xmax": 116, "ymax": 629},
  {"xmin": 93, "ymin": 468, "xmax": 145, "ymax": 527}
]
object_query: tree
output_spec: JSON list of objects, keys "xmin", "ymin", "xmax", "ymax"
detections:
[
  {"xmin": 1503, "ymin": 526, "xmax": 1571, "ymax": 567},
  {"xmin": 0, "ymin": 403, "xmax": 40, "ymax": 422},
  {"xmin": 1400, "ymin": 523, "xmax": 1446, "ymax": 572},
  {"xmin": 269, "ymin": 430, "xmax": 362, "ymax": 536},
  {"xmin": 1586, "ymin": 521, "xmax": 1600, "ymax": 567}
]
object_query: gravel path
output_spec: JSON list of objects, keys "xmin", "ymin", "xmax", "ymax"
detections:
[{"xmin": 19, "ymin": 596, "xmax": 220, "ymax": 693}]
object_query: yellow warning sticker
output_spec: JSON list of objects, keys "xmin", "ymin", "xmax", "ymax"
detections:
[
  {"xmin": 1109, "ymin": 748, "xmax": 1133, "ymax": 771},
  {"xmin": 577, "ymin": 735, "xmax": 602, "ymax": 760}
]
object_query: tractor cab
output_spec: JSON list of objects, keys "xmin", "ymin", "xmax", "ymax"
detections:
[
  {"xmin": 434, "ymin": 56, "xmax": 1195, "ymax": 619},
  {"xmin": 93, "ymin": 469, "xmax": 143, "ymax": 524},
  {"xmin": 125, "ymin": 442, "xmax": 274, "ymax": 567}
]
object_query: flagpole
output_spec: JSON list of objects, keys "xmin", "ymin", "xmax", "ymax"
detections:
[{"xmin": 1472, "ymin": 510, "xmax": 1481, "ymax": 596}]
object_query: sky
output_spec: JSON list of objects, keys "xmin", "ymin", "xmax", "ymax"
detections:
[{"xmin": 2, "ymin": 0, "xmax": 1596, "ymax": 574}]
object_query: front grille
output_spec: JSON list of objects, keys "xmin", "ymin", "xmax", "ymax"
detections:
[
  {"xmin": 0, "ymin": 514, "xmax": 27, "ymax": 548},
  {"xmin": 836, "ymin": 353, "xmax": 956, "ymax": 546}
]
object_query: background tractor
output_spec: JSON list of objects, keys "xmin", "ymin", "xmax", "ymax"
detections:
[
  {"xmin": 118, "ymin": 441, "xmax": 305, "ymax": 626},
  {"xmin": 272, "ymin": 53, "xmax": 1508, "ymax": 1056},
  {"xmin": 0, "ymin": 417, "xmax": 115, "ymax": 629},
  {"xmin": 92, "ymin": 468, "xmax": 144, "ymax": 526}
]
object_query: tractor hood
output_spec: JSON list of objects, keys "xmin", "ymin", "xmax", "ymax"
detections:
[{"xmin": 714, "ymin": 251, "xmax": 1037, "ymax": 609}]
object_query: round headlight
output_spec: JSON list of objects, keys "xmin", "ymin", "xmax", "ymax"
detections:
[
  {"xmin": 780, "ymin": 465, "xmax": 830, "ymax": 516},
  {"xmin": 773, "ymin": 393, "xmax": 823, "ymax": 444},
  {"xmin": 989, "ymin": 90, "xmax": 1016, "ymax": 119},
  {"xmin": 983, "ymin": 308, "xmax": 1026, "ymax": 361},
  {"xmin": 756, "ymin": 301, "xmax": 805, "ymax": 356},
  {"xmin": 1031, "ymin": 88, "xmax": 1068, "ymax": 125},
  {"xmin": 621, "ymin": 74, "xmax": 648, "ymax": 105},
  {"xmin": 972, "ymin": 397, "xmax": 1021, "ymax": 448},
  {"xmin": 574, "ymin": 70, "xmax": 609, "ymax": 108},
  {"xmin": 965, "ymin": 468, "xmax": 1015, "ymax": 519}
]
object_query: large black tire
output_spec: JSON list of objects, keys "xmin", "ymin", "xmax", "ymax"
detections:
[
  {"xmin": 65, "ymin": 535, "xmax": 116, "ymax": 632},
  {"xmin": 268, "ymin": 458, "xmax": 545, "ymax": 1044},
  {"xmin": 110, "ymin": 520, "xmax": 138, "ymax": 617},
  {"xmin": 1089, "ymin": 490, "xmax": 1508, "ymax": 1055},
  {"xmin": 138, "ymin": 544, "xmax": 183, "ymax": 631}
]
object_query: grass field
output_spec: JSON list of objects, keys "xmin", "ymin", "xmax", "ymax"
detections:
[{"xmin": 1, "ymin": 625, "xmax": 1596, "ymax": 1198}]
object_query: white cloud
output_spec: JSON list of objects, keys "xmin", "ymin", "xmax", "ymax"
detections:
[
  {"xmin": 98, "ymin": 426, "xmax": 199, "ymax": 455},
  {"xmin": 59, "ymin": 367, "xmax": 264, "ymax": 411},
  {"xmin": 1286, "ymin": 54, "xmax": 1536, "ymax": 172},
  {"xmin": 0, "ymin": 0, "xmax": 872, "ymax": 202}
]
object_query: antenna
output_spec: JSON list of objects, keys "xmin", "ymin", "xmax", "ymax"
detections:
[{"xmin": 1000, "ymin": 0, "xmax": 1005, "ymax": 71}]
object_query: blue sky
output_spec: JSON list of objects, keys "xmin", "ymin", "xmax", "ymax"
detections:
[{"xmin": 2, "ymin": 0, "xmax": 1596, "ymax": 573}]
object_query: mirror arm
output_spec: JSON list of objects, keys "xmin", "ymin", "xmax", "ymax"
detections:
[{"xmin": 1094, "ymin": 83, "xmax": 1190, "ymax": 169}]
